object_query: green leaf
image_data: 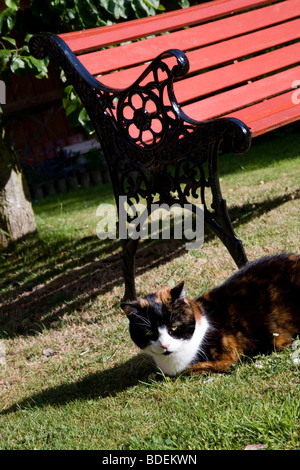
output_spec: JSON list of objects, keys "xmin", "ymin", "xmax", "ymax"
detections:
[
  {"xmin": 77, "ymin": 0, "xmax": 100, "ymax": 28},
  {"xmin": 1, "ymin": 36, "xmax": 16, "ymax": 46},
  {"xmin": 62, "ymin": 85, "xmax": 83, "ymax": 126},
  {"xmin": 10, "ymin": 55, "xmax": 27, "ymax": 76},
  {"xmin": 179, "ymin": 0, "xmax": 190, "ymax": 8},
  {"xmin": 24, "ymin": 33, "xmax": 33, "ymax": 42},
  {"xmin": 113, "ymin": 0, "xmax": 129, "ymax": 19},
  {"xmin": 64, "ymin": 9, "xmax": 76, "ymax": 23},
  {"xmin": 0, "ymin": 8, "xmax": 17, "ymax": 35},
  {"xmin": 78, "ymin": 107, "xmax": 94, "ymax": 134},
  {"xmin": 131, "ymin": 0, "xmax": 155, "ymax": 18},
  {"xmin": 4, "ymin": 0, "xmax": 20, "ymax": 11},
  {"xmin": 0, "ymin": 49, "xmax": 12, "ymax": 74},
  {"xmin": 9, "ymin": 53, "xmax": 48, "ymax": 79},
  {"xmin": 62, "ymin": 85, "xmax": 94, "ymax": 133},
  {"xmin": 145, "ymin": 0, "xmax": 160, "ymax": 9},
  {"xmin": 62, "ymin": 84, "xmax": 75, "ymax": 108},
  {"xmin": 60, "ymin": 69, "xmax": 67, "ymax": 83},
  {"xmin": 25, "ymin": 56, "xmax": 49, "ymax": 78},
  {"xmin": 0, "ymin": 49, "xmax": 12, "ymax": 64},
  {"xmin": 99, "ymin": 0, "xmax": 111, "ymax": 14}
]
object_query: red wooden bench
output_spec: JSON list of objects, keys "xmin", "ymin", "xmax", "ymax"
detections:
[{"xmin": 29, "ymin": 0, "xmax": 300, "ymax": 300}]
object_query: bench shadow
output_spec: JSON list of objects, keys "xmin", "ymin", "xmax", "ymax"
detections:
[
  {"xmin": 229, "ymin": 189, "xmax": 300, "ymax": 227},
  {"xmin": 0, "ymin": 234, "xmax": 184, "ymax": 337},
  {"xmin": 1, "ymin": 354, "xmax": 157, "ymax": 415},
  {"xmin": 0, "ymin": 189, "xmax": 298, "ymax": 338}
]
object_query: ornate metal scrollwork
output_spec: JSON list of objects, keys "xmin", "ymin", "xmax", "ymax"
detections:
[
  {"xmin": 117, "ymin": 87, "xmax": 165, "ymax": 148},
  {"xmin": 115, "ymin": 49, "xmax": 189, "ymax": 152},
  {"xmin": 29, "ymin": 33, "xmax": 252, "ymax": 300}
]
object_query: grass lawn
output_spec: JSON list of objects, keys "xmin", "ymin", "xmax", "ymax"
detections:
[{"xmin": 0, "ymin": 126, "xmax": 299, "ymax": 450}]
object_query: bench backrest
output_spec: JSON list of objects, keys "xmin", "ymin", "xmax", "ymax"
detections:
[{"xmin": 58, "ymin": 0, "xmax": 300, "ymax": 137}]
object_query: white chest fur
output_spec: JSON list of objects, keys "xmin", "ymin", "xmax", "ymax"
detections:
[{"xmin": 144, "ymin": 316, "xmax": 209, "ymax": 376}]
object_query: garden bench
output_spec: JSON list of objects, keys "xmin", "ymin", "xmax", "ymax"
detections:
[{"xmin": 29, "ymin": 0, "xmax": 300, "ymax": 300}]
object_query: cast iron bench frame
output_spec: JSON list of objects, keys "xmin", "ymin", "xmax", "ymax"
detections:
[{"xmin": 29, "ymin": 0, "xmax": 300, "ymax": 300}]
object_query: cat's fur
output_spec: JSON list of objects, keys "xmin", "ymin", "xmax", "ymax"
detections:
[{"xmin": 121, "ymin": 253, "xmax": 300, "ymax": 376}]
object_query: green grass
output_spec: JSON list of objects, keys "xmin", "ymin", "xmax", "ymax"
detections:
[{"xmin": 0, "ymin": 126, "xmax": 299, "ymax": 450}]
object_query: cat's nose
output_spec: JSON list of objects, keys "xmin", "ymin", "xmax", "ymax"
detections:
[{"xmin": 161, "ymin": 343, "xmax": 170, "ymax": 350}]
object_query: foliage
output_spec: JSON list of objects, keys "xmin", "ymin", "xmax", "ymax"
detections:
[
  {"xmin": 0, "ymin": 0, "xmax": 190, "ymax": 130},
  {"xmin": 62, "ymin": 85, "xmax": 95, "ymax": 135},
  {"xmin": 0, "ymin": 0, "xmax": 49, "ymax": 83}
]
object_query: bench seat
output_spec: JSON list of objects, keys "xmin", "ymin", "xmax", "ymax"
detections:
[{"xmin": 57, "ymin": 0, "xmax": 300, "ymax": 138}]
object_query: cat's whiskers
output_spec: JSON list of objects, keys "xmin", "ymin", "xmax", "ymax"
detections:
[{"xmin": 130, "ymin": 312, "xmax": 151, "ymax": 329}]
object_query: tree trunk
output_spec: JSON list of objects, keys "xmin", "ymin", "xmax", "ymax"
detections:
[{"xmin": 0, "ymin": 132, "xmax": 37, "ymax": 248}]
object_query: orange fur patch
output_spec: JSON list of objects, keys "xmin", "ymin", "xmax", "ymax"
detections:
[
  {"xmin": 155, "ymin": 288, "xmax": 172, "ymax": 304},
  {"xmin": 139, "ymin": 298, "xmax": 149, "ymax": 309},
  {"xmin": 190, "ymin": 300, "xmax": 203, "ymax": 324}
]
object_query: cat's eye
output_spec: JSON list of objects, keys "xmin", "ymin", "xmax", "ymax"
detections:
[
  {"xmin": 146, "ymin": 331, "xmax": 154, "ymax": 336},
  {"xmin": 171, "ymin": 326, "xmax": 178, "ymax": 332}
]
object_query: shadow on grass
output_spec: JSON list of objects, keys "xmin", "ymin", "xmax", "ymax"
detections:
[
  {"xmin": 1, "ymin": 354, "xmax": 157, "ymax": 415},
  {"xmin": 230, "ymin": 188, "xmax": 300, "ymax": 227},
  {"xmin": 0, "ymin": 187, "xmax": 299, "ymax": 338},
  {"xmin": 0, "ymin": 231, "xmax": 184, "ymax": 337}
]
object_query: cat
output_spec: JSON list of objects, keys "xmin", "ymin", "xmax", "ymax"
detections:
[{"xmin": 121, "ymin": 253, "xmax": 300, "ymax": 376}]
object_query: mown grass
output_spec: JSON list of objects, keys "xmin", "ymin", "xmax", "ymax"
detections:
[{"xmin": 0, "ymin": 125, "xmax": 299, "ymax": 450}]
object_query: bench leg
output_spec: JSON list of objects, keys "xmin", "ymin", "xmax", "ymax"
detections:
[
  {"xmin": 121, "ymin": 238, "xmax": 139, "ymax": 301},
  {"xmin": 207, "ymin": 140, "xmax": 248, "ymax": 268},
  {"xmin": 204, "ymin": 206, "xmax": 248, "ymax": 268}
]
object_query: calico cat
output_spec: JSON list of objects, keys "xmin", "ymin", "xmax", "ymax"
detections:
[{"xmin": 121, "ymin": 253, "xmax": 300, "ymax": 376}]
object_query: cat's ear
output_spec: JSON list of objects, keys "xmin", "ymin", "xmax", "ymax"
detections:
[
  {"xmin": 170, "ymin": 280, "xmax": 185, "ymax": 302},
  {"xmin": 120, "ymin": 300, "xmax": 141, "ymax": 316}
]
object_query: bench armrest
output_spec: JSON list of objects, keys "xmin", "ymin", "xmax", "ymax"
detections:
[{"xmin": 29, "ymin": 32, "xmax": 251, "ymax": 155}]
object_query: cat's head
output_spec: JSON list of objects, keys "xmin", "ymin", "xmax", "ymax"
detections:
[{"xmin": 121, "ymin": 281, "xmax": 197, "ymax": 356}]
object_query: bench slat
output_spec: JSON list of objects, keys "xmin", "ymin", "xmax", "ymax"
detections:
[
  {"xmin": 182, "ymin": 66, "xmax": 300, "ymax": 122},
  {"xmin": 99, "ymin": 18, "xmax": 300, "ymax": 90},
  {"xmin": 173, "ymin": 40, "xmax": 300, "ymax": 107},
  {"xmin": 59, "ymin": 0, "xmax": 273, "ymax": 54},
  {"xmin": 229, "ymin": 92, "xmax": 300, "ymax": 136},
  {"xmin": 234, "ymin": 93, "xmax": 297, "ymax": 123},
  {"xmin": 79, "ymin": 0, "xmax": 299, "ymax": 77}
]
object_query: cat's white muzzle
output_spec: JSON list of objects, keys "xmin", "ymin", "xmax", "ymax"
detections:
[{"xmin": 144, "ymin": 319, "xmax": 209, "ymax": 375}]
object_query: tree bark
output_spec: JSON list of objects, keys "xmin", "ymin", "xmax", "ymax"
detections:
[{"xmin": 0, "ymin": 132, "xmax": 37, "ymax": 248}]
